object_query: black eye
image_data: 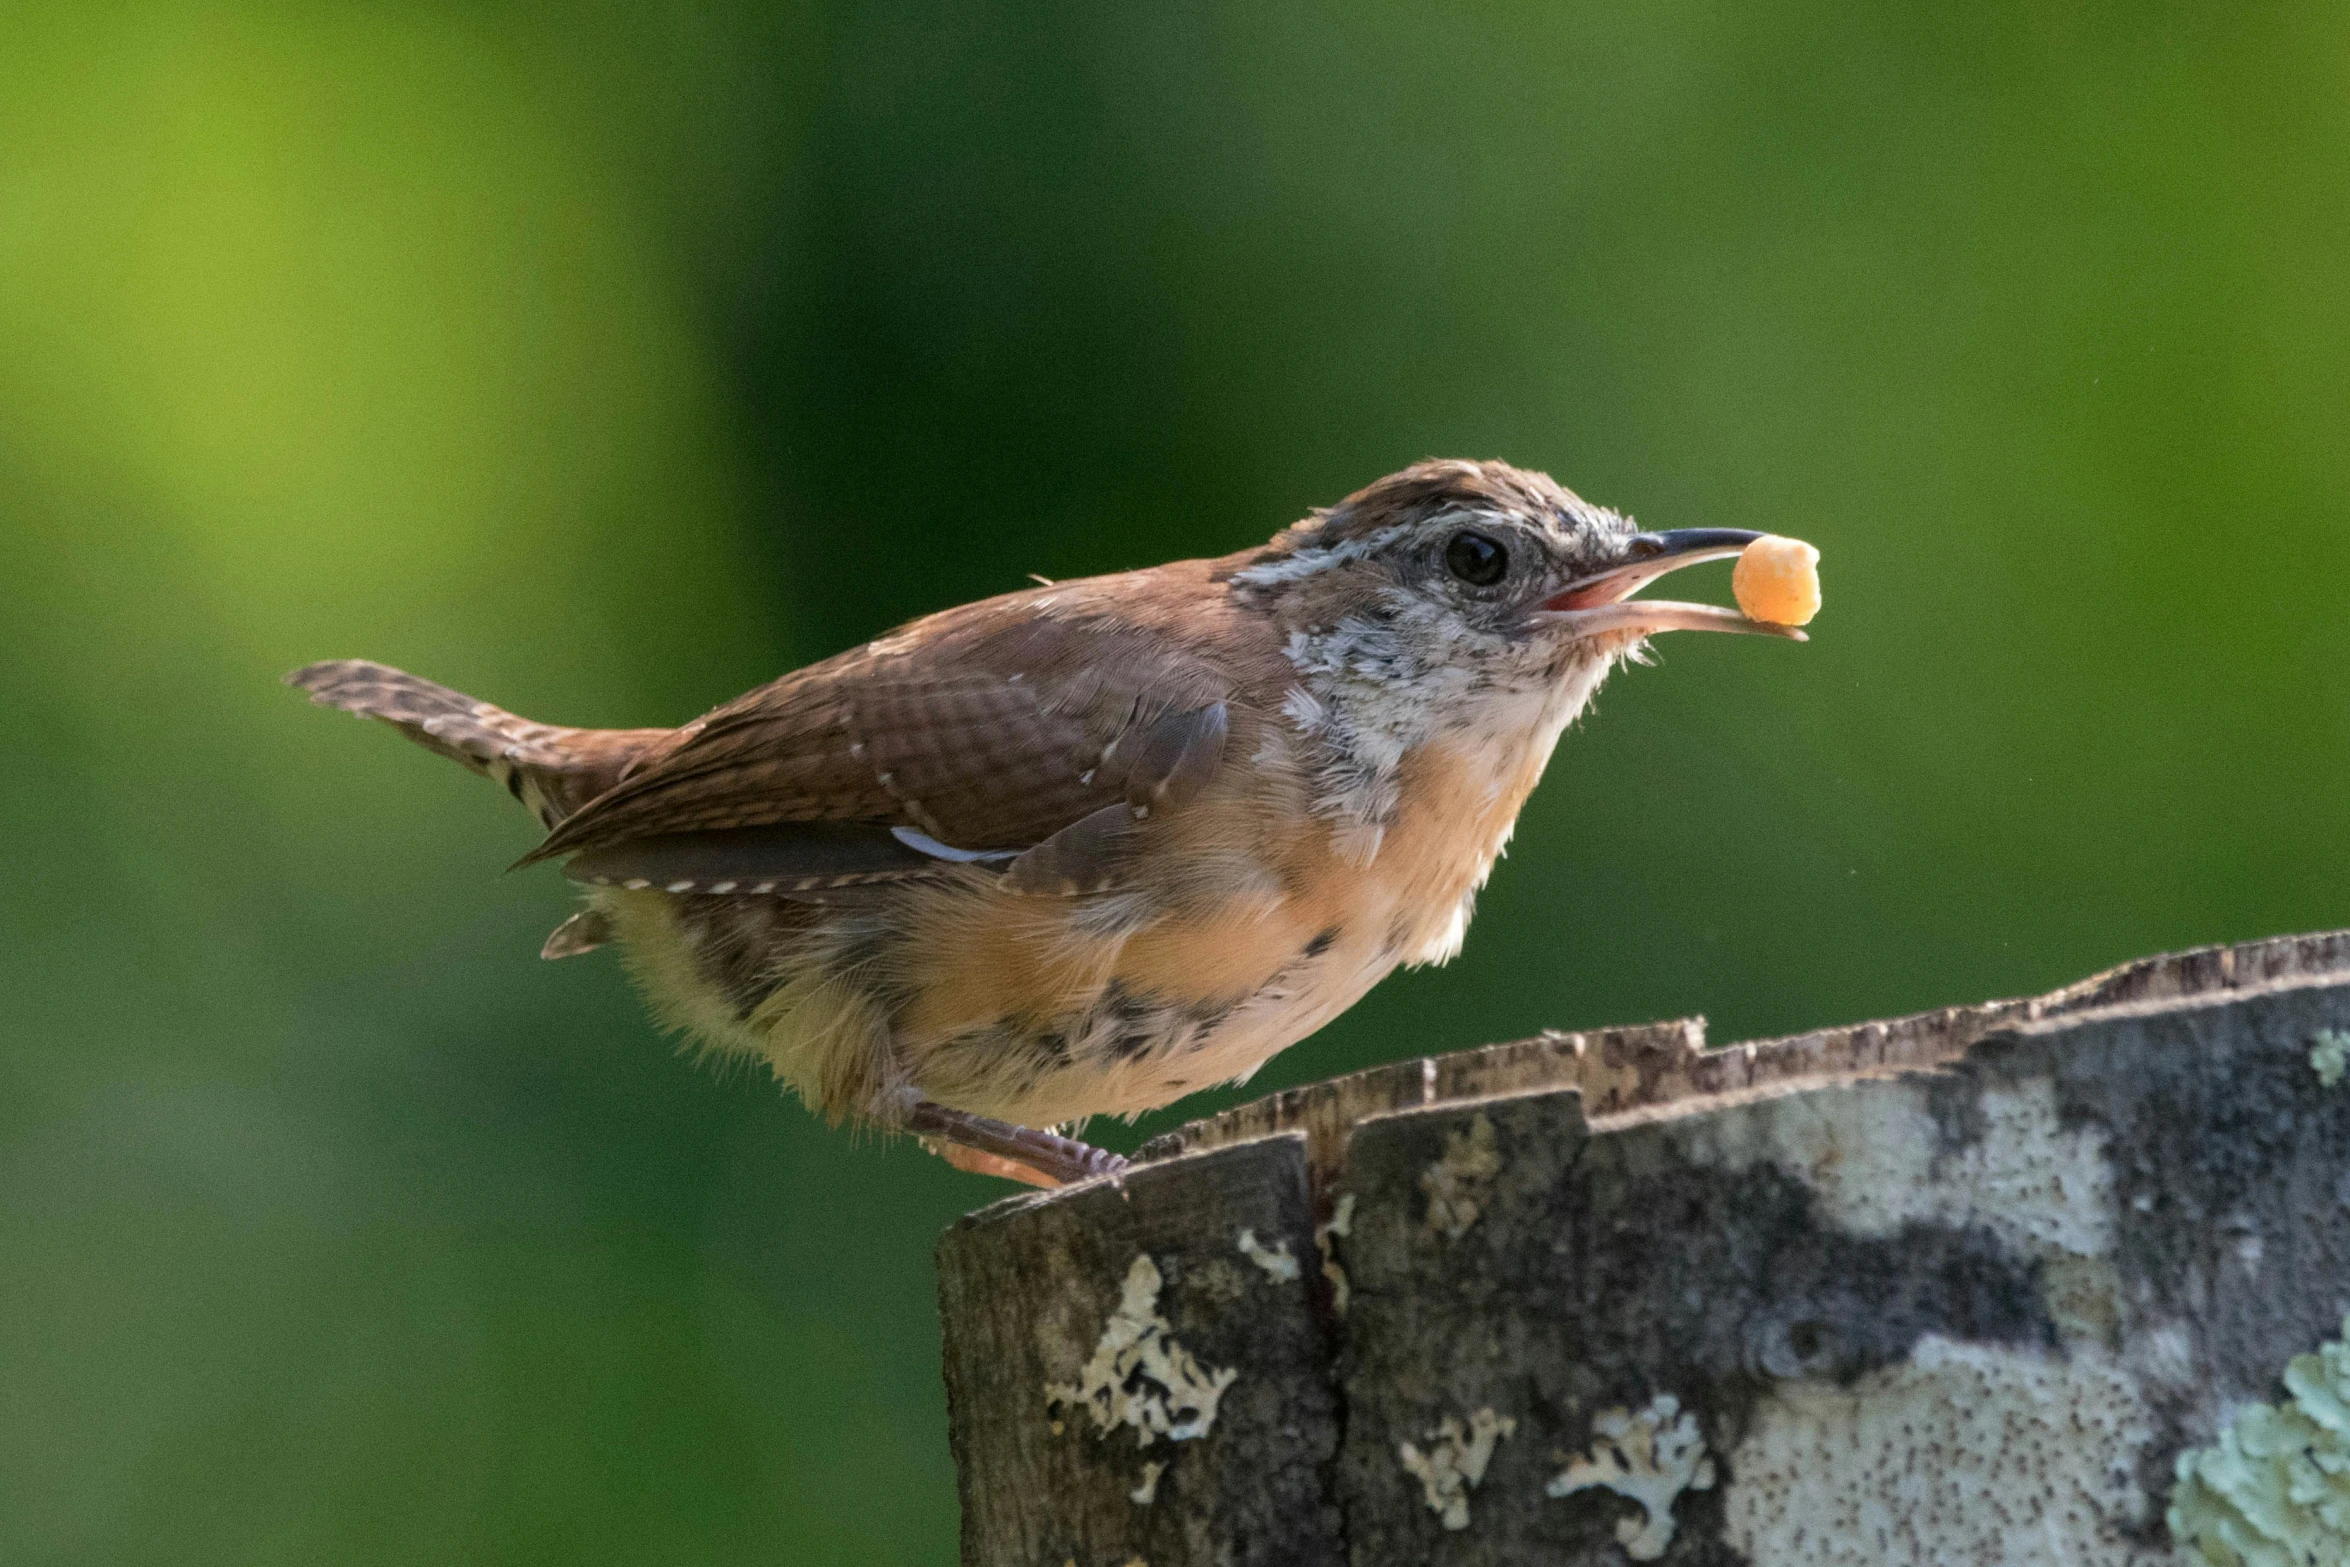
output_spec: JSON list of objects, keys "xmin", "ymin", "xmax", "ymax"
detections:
[{"xmin": 1444, "ymin": 529, "xmax": 1508, "ymax": 587}]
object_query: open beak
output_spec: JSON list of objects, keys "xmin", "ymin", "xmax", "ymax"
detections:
[{"xmin": 1538, "ymin": 527, "xmax": 1806, "ymax": 642}]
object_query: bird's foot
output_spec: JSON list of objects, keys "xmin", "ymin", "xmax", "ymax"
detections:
[{"xmin": 896, "ymin": 1096, "xmax": 1128, "ymax": 1188}]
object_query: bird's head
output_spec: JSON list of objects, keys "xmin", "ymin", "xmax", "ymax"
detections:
[{"xmin": 1229, "ymin": 458, "xmax": 1798, "ymax": 709}]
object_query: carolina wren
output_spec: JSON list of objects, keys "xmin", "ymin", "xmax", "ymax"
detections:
[{"xmin": 290, "ymin": 460, "xmax": 1803, "ymax": 1185}]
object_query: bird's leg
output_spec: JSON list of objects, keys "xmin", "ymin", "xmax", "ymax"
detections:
[
  {"xmin": 895, "ymin": 1094, "xmax": 1129, "ymax": 1188},
  {"xmin": 924, "ymin": 1141, "xmax": 1062, "ymax": 1188}
]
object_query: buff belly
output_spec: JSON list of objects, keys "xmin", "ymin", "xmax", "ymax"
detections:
[{"xmin": 586, "ymin": 873, "xmax": 1420, "ymax": 1130}]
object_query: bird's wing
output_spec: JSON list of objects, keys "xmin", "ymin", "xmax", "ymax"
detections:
[{"xmin": 526, "ymin": 582, "xmax": 1243, "ymax": 896}]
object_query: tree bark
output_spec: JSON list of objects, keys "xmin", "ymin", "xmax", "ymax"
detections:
[{"xmin": 936, "ymin": 931, "xmax": 2350, "ymax": 1565}]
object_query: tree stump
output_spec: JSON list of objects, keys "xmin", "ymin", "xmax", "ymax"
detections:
[{"xmin": 936, "ymin": 931, "xmax": 2350, "ymax": 1565}]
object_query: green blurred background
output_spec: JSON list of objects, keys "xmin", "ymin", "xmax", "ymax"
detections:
[{"xmin": 3, "ymin": 3, "xmax": 2345, "ymax": 1561}]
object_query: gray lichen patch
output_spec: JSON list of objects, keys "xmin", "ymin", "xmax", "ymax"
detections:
[
  {"xmin": 1045, "ymin": 1254, "xmax": 1239, "ymax": 1447},
  {"xmin": 1685, "ymin": 1076, "xmax": 2114, "ymax": 1263},
  {"xmin": 1398, "ymin": 1407, "xmax": 1515, "ymax": 1530},
  {"xmin": 1722, "ymin": 1335, "xmax": 2162, "ymax": 1565},
  {"xmin": 2310, "ymin": 1030, "xmax": 2349, "ymax": 1089},
  {"xmin": 2169, "ymin": 1313, "xmax": 2350, "ymax": 1566},
  {"xmin": 1235, "ymin": 1228, "xmax": 1300, "ymax": 1282},
  {"xmin": 1420, "ymin": 1113, "xmax": 1503, "ymax": 1240},
  {"xmin": 1545, "ymin": 1394, "xmax": 1715, "ymax": 1562},
  {"xmin": 1129, "ymin": 1460, "xmax": 1166, "ymax": 1506}
]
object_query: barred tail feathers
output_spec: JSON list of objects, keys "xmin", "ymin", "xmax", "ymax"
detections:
[{"xmin": 285, "ymin": 659, "xmax": 665, "ymax": 826}]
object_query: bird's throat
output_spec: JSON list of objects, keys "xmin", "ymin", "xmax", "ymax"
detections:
[{"xmin": 1283, "ymin": 621, "xmax": 1620, "ymax": 850}]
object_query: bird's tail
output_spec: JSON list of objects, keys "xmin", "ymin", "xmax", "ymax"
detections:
[{"xmin": 285, "ymin": 659, "xmax": 670, "ymax": 828}]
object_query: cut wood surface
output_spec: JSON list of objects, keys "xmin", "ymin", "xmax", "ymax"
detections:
[{"xmin": 935, "ymin": 931, "xmax": 2350, "ymax": 1565}]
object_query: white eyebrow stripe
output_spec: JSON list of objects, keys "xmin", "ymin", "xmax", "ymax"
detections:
[
  {"xmin": 1229, "ymin": 523, "xmax": 1414, "ymax": 587},
  {"xmin": 890, "ymin": 825, "xmax": 1021, "ymax": 863}
]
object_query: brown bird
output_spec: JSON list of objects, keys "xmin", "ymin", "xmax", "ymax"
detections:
[{"xmin": 289, "ymin": 459, "xmax": 1803, "ymax": 1185}]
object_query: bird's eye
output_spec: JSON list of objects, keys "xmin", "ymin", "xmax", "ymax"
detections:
[{"xmin": 1444, "ymin": 530, "xmax": 1509, "ymax": 587}]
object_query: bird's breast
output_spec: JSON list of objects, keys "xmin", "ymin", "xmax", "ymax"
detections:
[{"xmin": 901, "ymin": 726, "xmax": 1554, "ymax": 1124}]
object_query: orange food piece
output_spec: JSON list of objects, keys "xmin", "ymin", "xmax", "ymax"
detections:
[{"xmin": 1732, "ymin": 535, "xmax": 1822, "ymax": 626}]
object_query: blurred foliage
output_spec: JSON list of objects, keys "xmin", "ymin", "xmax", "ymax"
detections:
[{"xmin": 3, "ymin": 2, "xmax": 2346, "ymax": 1562}]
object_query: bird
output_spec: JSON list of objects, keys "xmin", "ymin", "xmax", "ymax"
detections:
[{"xmin": 288, "ymin": 458, "xmax": 1805, "ymax": 1186}]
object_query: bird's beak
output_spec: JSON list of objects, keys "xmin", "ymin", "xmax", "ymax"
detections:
[{"xmin": 1537, "ymin": 528, "xmax": 1806, "ymax": 642}]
